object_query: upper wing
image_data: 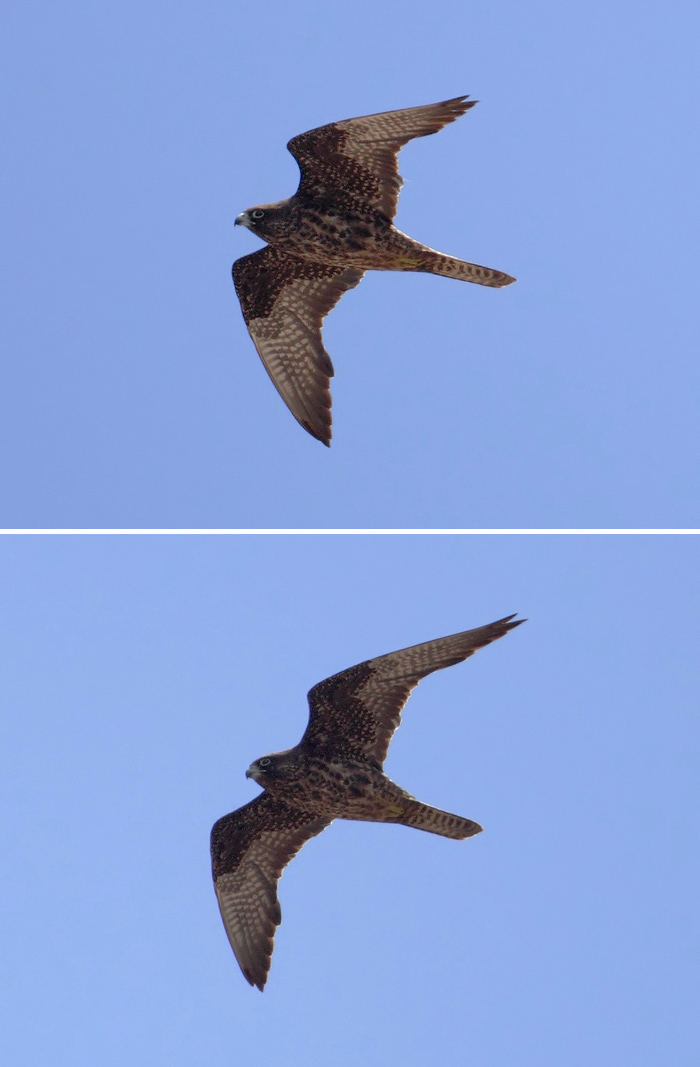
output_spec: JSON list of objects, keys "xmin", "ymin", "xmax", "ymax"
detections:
[
  {"xmin": 211, "ymin": 792, "xmax": 332, "ymax": 990},
  {"xmin": 233, "ymin": 246, "xmax": 364, "ymax": 445},
  {"xmin": 288, "ymin": 96, "xmax": 476, "ymax": 219},
  {"xmin": 301, "ymin": 616, "xmax": 524, "ymax": 767}
]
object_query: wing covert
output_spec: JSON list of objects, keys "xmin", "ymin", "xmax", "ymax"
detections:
[
  {"xmin": 288, "ymin": 96, "xmax": 476, "ymax": 218},
  {"xmin": 233, "ymin": 247, "xmax": 364, "ymax": 445},
  {"xmin": 301, "ymin": 615, "xmax": 524, "ymax": 767},
  {"xmin": 211, "ymin": 793, "xmax": 332, "ymax": 990}
]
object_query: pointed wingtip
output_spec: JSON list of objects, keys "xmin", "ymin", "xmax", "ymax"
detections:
[
  {"xmin": 242, "ymin": 966, "xmax": 267, "ymax": 992},
  {"xmin": 300, "ymin": 418, "xmax": 332, "ymax": 446},
  {"xmin": 448, "ymin": 95, "xmax": 478, "ymax": 111},
  {"xmin": 487, "ymin": 614, "xmax": 527, "ymax": 635}
]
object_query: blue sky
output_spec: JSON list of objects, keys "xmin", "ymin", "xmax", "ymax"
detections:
[
  {"xmin": 1, "ymin": 534, "xmax": 698, "ymax": 1065},
  {"xmin": 2, "ymin": 0, "xmax": 699, "ymax": 527}
]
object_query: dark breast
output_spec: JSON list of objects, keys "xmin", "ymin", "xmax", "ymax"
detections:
[
  {"xmin": 270, "ymin": 754, "xmax": 389, "ymax": 819},
  {"xmin": 273, "ymin": 200, "xmax": 391, "ymax": 263}
]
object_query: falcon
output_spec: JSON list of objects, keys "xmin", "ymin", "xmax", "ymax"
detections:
[
  {"xmin": 233, "ymin": 95, "xmax": 516, "ymax": 445},
  {"xmin": 211, "ymin": 614, "xmax": 524, "ymax": 989}
]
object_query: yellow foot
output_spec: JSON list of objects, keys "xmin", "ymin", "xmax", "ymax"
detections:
[{"xmin": 385, "ymin": 805, "xmax": 405, "ymax": 818}]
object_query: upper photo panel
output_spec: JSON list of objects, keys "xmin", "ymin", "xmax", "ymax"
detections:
[{"xmin": 2, "ymin": 0, "xmax": 698, "ymax": 528}]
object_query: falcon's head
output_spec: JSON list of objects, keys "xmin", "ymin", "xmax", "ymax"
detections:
[
  {"xmin": 235, "ymin": 201, "xmax": 293, "ymax": 240},
  {"xmin": 246, "ymin": 749, "xmax": 295, "ymax": 786}
]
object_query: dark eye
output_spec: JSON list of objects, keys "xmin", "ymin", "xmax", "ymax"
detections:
[
  {"xmin": 251, "ymin": 209, "xmax": 265, "ymax": 219},
  {"xmin": 259, "ymin": 757, "xmax": 271, "ymax": 767}
]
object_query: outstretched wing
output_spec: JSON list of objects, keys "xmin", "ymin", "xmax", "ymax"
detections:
[
  {"xmin": 301, "ymin": 615, "xmax": 524, "ymax": 767},
  {"xmin": 288, "ymin": 96, "xmax": 476, "ymax": 219},
  {"xmin": 211, "ymin": 793, "xmax": 332, "ymax": 990},
  {"xmin": 233, "ymin": 247, "xmax": 364, "ymax": 445}
]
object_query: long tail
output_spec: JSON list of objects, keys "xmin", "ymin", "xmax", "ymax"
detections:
[
  {"xmin": 390, "ymin": 230, "xmax": 515, "ymax": 288},
  {"xmin": 398, "ymin": 798, "xmax": 482, "ymax": 840}
]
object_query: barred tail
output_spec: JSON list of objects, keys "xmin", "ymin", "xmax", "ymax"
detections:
[
  {"xmin": 418, "ymin": 250, "xmax": 516, "ymax": 288},
  {"xmin": 399, "ymin": 799, "xmax": 482, "ymax": 840},
  {"xmin": 390, "ymin": 231, "xmax": 515, "ymax": 288}
]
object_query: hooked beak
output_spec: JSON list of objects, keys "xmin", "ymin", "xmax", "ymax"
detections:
[{"xmin": 235, "ymin": 211, "xmax": 249, "ymax": 228}]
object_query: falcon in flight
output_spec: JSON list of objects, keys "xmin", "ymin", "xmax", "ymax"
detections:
[
  {"xmin": 211, "ymin": 614, "xmax": 524, "ymax": 989},
  {"xmin": 233, "ymin": 96, "xmax": 515, "ymax": 445}
]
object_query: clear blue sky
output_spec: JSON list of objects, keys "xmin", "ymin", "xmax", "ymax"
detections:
[
  {"xmin": 2, "ymin": 0, "xmax": 699, "ymax": 527},
  {"xmin": 1, "ymin": 534, "xmax": 698, "ymax": 1065}
]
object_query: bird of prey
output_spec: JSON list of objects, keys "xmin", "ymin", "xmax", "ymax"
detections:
[
  {"xmin": 211, "ymin": 614, "xmax": 524, "ymax": 990},
  {"xmin": 233, "ymin": 95, "xmax": 516, "ymax": 445}
]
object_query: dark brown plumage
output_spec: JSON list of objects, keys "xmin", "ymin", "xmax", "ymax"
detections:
[
  {"xmin": 211, "ymin": 614, "xmax": 524, "ymax": 990},
  {"xmin": 232, "ymin": 96, "xmax": 516, "ymax": 445}
]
